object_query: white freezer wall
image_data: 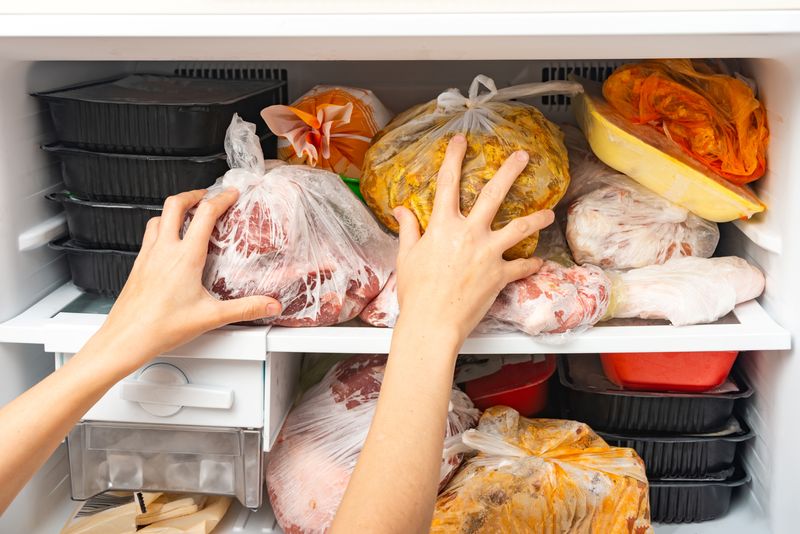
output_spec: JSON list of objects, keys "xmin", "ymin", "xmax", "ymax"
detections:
[{"xmin": 0, "ymin": 11, "xmax": 800, "ymax": 531}]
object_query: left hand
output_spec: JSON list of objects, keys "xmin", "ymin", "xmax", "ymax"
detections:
[{"xmin": 93, "ymin": 188, "xmax": 281, "ymax": 375}]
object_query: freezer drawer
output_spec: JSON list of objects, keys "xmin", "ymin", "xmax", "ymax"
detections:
[
  {"xmin": 67, "ymin": 422, "xmax": 262, "ymax": 508},
  {"xmin": 58, "ymin": 354, "xmax": 264, "ymax": 428}
]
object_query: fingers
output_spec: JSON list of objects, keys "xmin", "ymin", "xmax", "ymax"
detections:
[
  {"xmin": 159, "ymin": 189, "xmax": 208, "ymax": 240},
  {"xmin": 468, "ymin": 150, "xmax": 530, "ymax": 226},
  {"xmin": 503, "ymin": 257, "xmax": 544, "ymax": 283},
  {"xmin": 431, "ymin": 135, "xmax": 467, "ymax": 221},
  {"xmin": 183, "ymin": 187, "xmax": 240, "ymax": 246},
  {"xmin": 139, "ymin": 216, "xmax": 161, "ymax": 254},
  {"xmin": 492, "ymin": 210, "xmax": 555, "ymax": 253},
  {"xmin": 394, "ymin": 206, "xmax": 421, "ymax": 264},
  {"xmin": 214, "ymin": 295, "xmax": 282, "ymax": 326}
]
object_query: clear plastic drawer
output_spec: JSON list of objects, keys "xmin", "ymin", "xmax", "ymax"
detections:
[{"xmin": 67, "ymin": 422, "xmax": 263, "ymax": 508}]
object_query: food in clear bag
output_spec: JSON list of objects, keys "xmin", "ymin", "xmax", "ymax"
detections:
[
  {"xmin": 266, "ymin": 355, "xmax": 479, "ymax": 534},
  {"xmin": 261, "ymin": 85, "xmax": 392, "ymax": 178},
  {"xmin": 191, "ymin": 114, "xmax": 396, "ymax": 326},
  {"xmin": 360, "ymin": 75, "xmax": 582, "ymax": 259},
  {"xmin": 430, "ymin": 407, "xmax": 652, "ymax": 534},
  {"xmin": 563, "ymin": 124, "xmax": 720, "ymax": 269},
  {"xmin": 608, "ymin": 256, "xmax": 765, "ymax": 326},
  {"xmin": 603, "ymin": 59, "xmax": 769, "ymax": 185}
]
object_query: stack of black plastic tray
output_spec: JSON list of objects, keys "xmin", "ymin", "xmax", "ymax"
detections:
[
  {"xmin": 37, "ymin": 74, "xmax": 285, "ymax": 296},
  {"xmin": 558, "ymin": 355, "xmax": 754, "ymax": 524}
]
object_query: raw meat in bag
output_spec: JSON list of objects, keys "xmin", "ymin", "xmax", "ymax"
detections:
[
  {"xmin": 194, "ymin": 115, "xmax": 396, "ymax": 326},
  {"xmin": 262, "ymin": 86, "xmax": 392, "ymax": 178},
  {"xmin": 360, "ymin": 75, "xmax": 581, "ymax": 259},
  {"xmin": 608, "ymin": 256, "xmax": 765, "ymax": 326},
  {"xmin": 266, "ymin": 355, "xmax": 479, "ymax": 534},
  {"xmin": 430, "ymin": 407, "xmax": 652, "ymax": 534},
  {"xmin": 562, "ymin": 125, "xmax": 719, "ymax": 269}
]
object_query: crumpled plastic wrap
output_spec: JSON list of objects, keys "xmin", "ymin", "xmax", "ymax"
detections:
[
  {"xmin": 191, "ymin": 114, "xmax": 396, "ymax": 326},
  {"xmin": 430, "ymin": 407, "xmax": 652, "ymax": 534},
  {"xmin": 562, "ymin": 124, "xmax": 719, "ymax": 270},
  {"xmin": 608, "ymin": 256, "xmax": 766, "ymax": 326},
  {"xmin": 261, "ymin": 85, "xmax": 392, "ymax": 178},
  {"xmin": 266, "ymin": 355, "xmax": 479, "ymax": 534},
  {"xmin": 361, "ymin": 75, "xmax": 581, "ymax": 259},
  {"xmin": 603, "ymin": 59, "xmax": 769, "ymax": 185}
]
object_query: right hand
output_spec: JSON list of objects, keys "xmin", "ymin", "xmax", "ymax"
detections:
[{"xmin": 392, "ymin": 134, "xmax": 555, "ymax": 342}]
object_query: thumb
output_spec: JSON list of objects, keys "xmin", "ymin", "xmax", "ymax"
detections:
[
  {"xmin": 393, "ymin": 206, "xmax": 421, "ymax": 263},
  {"xmin": 216, "ymin": 296, "xmax": 282, "ymax": 325}
]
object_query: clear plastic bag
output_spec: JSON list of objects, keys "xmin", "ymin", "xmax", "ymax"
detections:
[
  {"xmin": 431, "ymin": 407, "xmax": 652, "ymax": 534},
  {"xmin": 360, "ymin": 75, "xmax": 582, "ymax": 259},
  {"xmin": 266, "ymin": 355, "xmax": 479, "ymax": 534},
  {"xmin": 608, "ymin": 256, "xmax": 765, "ymax": 326},
  {"xmin": 192, "ymin": 115, "xmax": 397, "ymax": 326},
  {"xmin": 562, "ymin": 125, "xmax": 720, "ymax": 269}
]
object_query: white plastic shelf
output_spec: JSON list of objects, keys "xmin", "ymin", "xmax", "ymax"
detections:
[{"xmin": 0, "ymin": 282, "xmax": 790, "ymax": 357}]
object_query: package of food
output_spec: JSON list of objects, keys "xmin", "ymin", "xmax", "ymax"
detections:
[
  {"xmin": 603, "ymin": 59, "xmax": 768, "ymax": 185},
  {"xmin": 261, "ymin": 86, "xmax": 392, "ymax": 178},
  {"xmin": 361, "ymin": 75, "xmax": 582, "ymax": 259},
  {"xmin": 574, "ymin": 80, "xmax": 764, "ymax": 222},
  {"xmin": 266, "ymin": 355, "xmax": 479, "ymax": 534},
  {"xmin": 191, "ymin": 115, "xmax": 396, "ymax": 326},
  {"xmin": 430, "ymin": 407, "xmax": 652, "ymax": 534},
  {"xmin": 608, "ymin": 256, "xmax": 765, "ymax": 326},
  {"xmin": 360, "ymin": 260, "xmax": 611, "ymax": 337},
  {"xmin": 563, "ymin": 125, "xmax": 720, "ymax": 269}
]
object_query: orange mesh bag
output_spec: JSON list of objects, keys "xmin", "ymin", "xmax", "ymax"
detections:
[
  {"xmin": 261, "ymin": 86, "xmax": 392, "ymax": 179},
  {"xmin": 603, "ymin": 59, "xmax": 769, "ymax": 185},
  {"xmin": 431, "ymin": 407, "xmax": 652, "ymax": 534}
]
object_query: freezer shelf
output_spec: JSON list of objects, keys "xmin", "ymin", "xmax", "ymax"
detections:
[{"xmin": 0, "ymin": 282, "xmax": 790, "ymax": 356}]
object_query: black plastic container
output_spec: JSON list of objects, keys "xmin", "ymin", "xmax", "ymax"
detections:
[
  {"xmin": 599, "ymin": 418, "xmax": 754, "ymax": 478},
  {"xmin": 46, "ymin": 192, "xmax": 161, "ymax": 251},
  {"xmin": 49, "ymin": 239, "xmax": 137, "ymax": 297},
  {"xmin": 649, "ymin": 470, "xmax": 750, "ymax": 523},
  {"xmin": 35, "ymin": 74, "xmax": 284, "ymax": 155},
  {"xmin": 559, "ymin": 356, "xmax": 752, "ymax": 433}
]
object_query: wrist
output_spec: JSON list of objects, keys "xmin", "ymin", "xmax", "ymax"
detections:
[{"xmin": 392, "ymin": 314, "xmax": 464, "ymax": 362}]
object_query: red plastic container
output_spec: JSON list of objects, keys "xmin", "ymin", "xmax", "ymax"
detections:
[
  {"xmin": 465, "ymin": 355, "xmax": 556, "ymax": 416},
  {"xmin": 600, "ymin": 351, "xmax": 739, "ymax": 392}
]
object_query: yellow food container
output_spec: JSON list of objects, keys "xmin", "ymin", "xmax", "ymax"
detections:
[{"xmin": 574, "ymin": 81, "xmax": 765, "ymax": 222}]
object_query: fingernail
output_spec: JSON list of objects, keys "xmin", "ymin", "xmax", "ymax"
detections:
[
  {"xmin": 515, "ymin": 150, "xmax": 529, "ymax": 162},
  {"xmin": 452, "ymin": 134, "xmax": 466, "ymax": 144},
  {"xmin": 266, "ymin": 302, "xmax": 282, "ymax": 316}
]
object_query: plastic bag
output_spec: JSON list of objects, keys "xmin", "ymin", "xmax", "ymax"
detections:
[
  {"xmin": 608, "ymin": 256, "xmax": 765, "ymax": 326},
  {"xmin": 360, "ymin": 75, "xmax": 582, "ymax": 259},
  {"xmin": 603, "ymin": 59, "xmax": 769, "ymax": 185},
  {"xmin": 192, "ymin": 115, "xmax": 397, "ymax": 326},
  {"xmin": 266, "ymin": 355, "xmax": 479, "ymax": 534},
  {"xmin": 261, "ymin": 85, "xmax": 392, "ymax": 178},
  {"xmin": 431, "ymin": 407, "xmax": 652, "ymax": 534},
  {"xmin": 562, "ymin": 124, "xmax": 719, "ymax": 269}
]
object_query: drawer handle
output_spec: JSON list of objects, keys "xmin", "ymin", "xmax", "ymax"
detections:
[{"xmin": 120, "ymin": 363, "xmax": 234, "ymax": 417}]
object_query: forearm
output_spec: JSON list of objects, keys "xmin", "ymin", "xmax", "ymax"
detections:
[
  {"xmin": 0, "ymin": 328, "xmax": 137, "ymax": 514},
  {"xmin": 331, "ymin": 320, "xmax": 461, "ymax": 534}
]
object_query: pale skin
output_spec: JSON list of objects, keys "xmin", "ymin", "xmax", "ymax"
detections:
[{"xmin": 0, "ymin": 135, "xmax": 554, "ymax": 529}]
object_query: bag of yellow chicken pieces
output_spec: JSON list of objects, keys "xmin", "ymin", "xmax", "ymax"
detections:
[
  {"xmin": 360, "ymin": 75, "xmax": 582, "ymax": 259},
  {"xmin": 431, "ymin": 407, "xmax": 652, "ymax": 534}
]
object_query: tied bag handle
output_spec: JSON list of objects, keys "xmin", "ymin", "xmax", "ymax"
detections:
[{"xmin": 437, "ymin": 74, "xmax": 585, "ymax": 112}]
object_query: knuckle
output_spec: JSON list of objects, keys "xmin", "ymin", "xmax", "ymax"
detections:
[
  {"xmin": 509, "ymin": 218, "xmax": 530, "ymax": 235},
  {"xmin": 240, "ymin": 302, "xmax": 261, "ymax": 322},
  {"xmin": 163, "ymin": 196, "xmax": 184, "ymax": 211}
]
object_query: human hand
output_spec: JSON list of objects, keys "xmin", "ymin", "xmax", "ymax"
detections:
[
  {"xmin": 92, "ymin": 189, "xmax": 281, "ymax": 375},
  {"xmin": 392, "ymin": 135, "xmax": 555, "ymax": 342}
]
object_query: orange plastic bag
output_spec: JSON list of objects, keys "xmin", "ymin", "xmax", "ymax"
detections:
[
  {"xmin": 431, "ymin": 407, "xmax": 652, "ymax": 534},
  {"xmin": 603, "ymin": 59, "xmax": 768, "ymax": 185},
  {"xmin": 261, "ymin": 86, "xmax": 392, "ymax": 179}
]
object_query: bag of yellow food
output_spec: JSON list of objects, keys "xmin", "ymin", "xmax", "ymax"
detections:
[
  {"xmin": 431, "ymin": 407, "xmax": 652, "ymax": 534},
  {"xmin": 603, "ymin": 59, "xmax": 769, "ymax": 185},
  {"xmin": 261, "ymin": 85, "xmax": 392, "ymax": 178},
  {"xmin": 360, "ymin": 75, "xmax": 582, "ymax": 259}
]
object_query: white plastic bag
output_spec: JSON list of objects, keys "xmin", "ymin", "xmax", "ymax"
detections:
[
  {"xmin": 609, "ymin": 256, "xmax": 765, "ymax": 326},
  {"xmin": 192, "ymin": 115, "xmax": 397, "ymax": 326},
  {"xmin": 562, "ymin": 125, "xmax": 719, "ymax": 269},
  {"xmin": 266, "ymin": 355, "xmax": 479, "ymax": 534}
]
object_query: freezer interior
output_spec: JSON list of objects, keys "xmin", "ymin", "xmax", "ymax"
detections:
[{"xmin": 0, "ymin": 56, "xmax": 797, "ymax": 534}]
